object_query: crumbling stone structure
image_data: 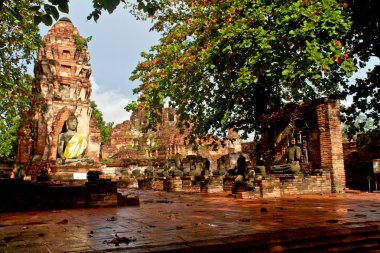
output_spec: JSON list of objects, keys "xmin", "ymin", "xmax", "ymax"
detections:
[
  {"xmin": 101, "ymin": 108, "xmax": 241, "ymax": 172},
  {"xmin": 260, "ymin": 99, "xmax": 345, "ymax": 193},
  {"xmin": 16, "ymin": 18, "xmax": 100, "ymax": 165},
  {"xmin": 101, "ymin": 110, "xmax": 152, "ymax": 162},
  {"xmin": 343, "ymin": 132, "xmax": 380, "ymax": 191}
]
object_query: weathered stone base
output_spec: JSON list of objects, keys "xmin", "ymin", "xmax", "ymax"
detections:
[
  {"xmin": 152, "ymin": 178, "xmax": 165, "ymax": 191},
  {"xmin": 223, "ymin": 176, "xmax": 236, "ymax": 191},
  {"xmin": 86, "ymin": 181, "xmax": 118, "ymax": 207},
  {"xmin": 49, "ymin": 165, "xmax": 101, "ymax": 185},
  {"xmin": 164, "ymin": 177, "xmax": 183, "ymax": 192},
  {"xmin": 201, "ymin": 176, "xmax": 224, "ymax": 193},
  {"xmin": 138, "ymin": 178, "xmax": 153, "ymax": 190},
  {"xmin": 0, "ymin": 179, "xmax": 138, "ymax": 212},
  {"xmin": 234, "ymin": 174, "xmax": 333, "ymax": 198},
  {"xmin": 182, "ymin": 177, "xmax": 201, "ymax": 192},
  {"xmin": 232, "ymin": 181, "xmax": 249, "ymax": 194}
]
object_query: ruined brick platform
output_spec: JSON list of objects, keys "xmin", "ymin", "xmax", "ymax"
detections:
[
  {"xmin": 0, "ymin": 179, "xmax": 136, "ymax": 212},
  {"xmin": 0, "ymin": 190, "xmax": 379, "ymax": 252}
]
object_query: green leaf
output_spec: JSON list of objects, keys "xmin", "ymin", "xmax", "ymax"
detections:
[
  {"xmin": 41, "ymin": 13, "xmax": 53, "ymax": 26},
  {"xmin": 282, "ymin": 69, "xmax": 289, "ymax": 76},
  {"xmin": 102, "ymin": 0, "xmax": 121, "ymax": 13},
  {"xmin": 34, "ymin": 15, "xmax": 42, "ymax": 25},
  {"xmin": 29, "ymin": 6, "xmax": 41, "ymax": 12},
  {"xmin": 58, "ymin": 2, "xmax": 69, "ymax": 13},
  {"xmin": 44, "ymin": 4, "xmax": 59, "ymax": 20}
]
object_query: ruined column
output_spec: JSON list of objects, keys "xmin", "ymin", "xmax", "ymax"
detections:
[{"xmin": 316, "ymin": 100, "xmax": 346, "ymax": 193}]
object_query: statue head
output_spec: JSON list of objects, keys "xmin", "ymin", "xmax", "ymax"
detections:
[{"xmin": 66, "ymin": 114, "xmax": 78, "ymax": 131}]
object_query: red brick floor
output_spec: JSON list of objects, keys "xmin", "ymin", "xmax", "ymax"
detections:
[{"xmin": 0, "ymin": 190, "xmax": 379, "ymax": 252}]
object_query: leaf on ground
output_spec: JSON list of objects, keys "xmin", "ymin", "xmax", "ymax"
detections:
[{"xmin": 57, "ymin": 219, "xmax": 68, "ymax": 224}]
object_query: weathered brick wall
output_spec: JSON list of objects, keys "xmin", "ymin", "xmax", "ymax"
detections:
[
  {"xmin": 343, "ymin": 136, "xmax": 380, "ymax": 191},
  {"xmin": 101, "ymin": 108, "xmax": 238, "ymax": 169},
  {"xmin": 260, "ymin": 99, "xmax": 345, "ymax": 194},
  {"xmin": 86, "ymin": 181, "xmax": 118, "ymax": 207},
  {"xmin": 255, "ymin": 174, "xmax": 332, "ymax": 198},
  {"xmin": 88, "ymin": 117, "xmax": 101, "ymax": 163},
  {"xmin": 16, "ymin": 126, "xmax": 33, "ymax": 164},
  {"xmin": 101, "ymin": 120, "xmax": 142, "ymax": 160},
  {"xmin": 48, "ymin": 108, "xmax": 71, "ymax": 161},
  {"xmin": 343, "ymin": 141, "xmax": 357, "ymax": 160},
  {"xmin": 316, "ymin": 101, "xmax": 345, "ymax": 193}
]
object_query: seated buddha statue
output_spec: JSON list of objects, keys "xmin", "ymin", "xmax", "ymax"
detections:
[{"xmin": 57, "ymin": 114, "xmax": 91, "ymax": 165}]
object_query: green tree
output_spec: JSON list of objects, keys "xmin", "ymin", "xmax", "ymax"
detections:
[
  {"xmin": 340, "ymin": 0, "xmax": 380, "ymax": 138},
  {"xmin": 0, "ymin": 117, "xmax": 20, "ymax": 160},
  {"xmin": 126, "ymin": 0, "xmax": 356, "ymax": 142},
  {"xmin": 0, "ymin": 0, "xmax": 160, "ymax": 24},
  {"xmin": 0, "ymin": 0, "xmax": 43, "ymax": 159},
  {"xmin": 90, "ymin": 101, "xmax": 114, "ymax": 144},
  {"xmin": 341, "ymin": 113, "xmax": 375, "ymax": 140}
]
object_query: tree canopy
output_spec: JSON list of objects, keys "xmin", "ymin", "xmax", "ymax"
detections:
[
  {"xmin": 340, "ymin": 0, "xmax": 380, "ymax": 139},
  {"xmin": 126, "ymin": 0, "xmax": 356, "ymax": 141},
  {"xmin": 0, "ymin": 0, "xmax": 160, "ymax": 25},
  {"xmin": 1, "ymin": 0, "xmax": 378, "ymax": 158},
  {"xmin": 0, "ymin": 0, "xmax": 43, "ymax": 159}
]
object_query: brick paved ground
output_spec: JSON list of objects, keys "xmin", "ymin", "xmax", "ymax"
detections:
[{"xmin": 0, "ymin": 190, "xmax": 379, "ymax": 252}]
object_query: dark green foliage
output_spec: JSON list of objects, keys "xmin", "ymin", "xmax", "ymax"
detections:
[
  {"xmin": 341, "ymin": 0, "xmax": 380, "ymax": 138},
  {"xmin": 0, "ymin": 1, "xmax": 42, "ymax": 159},
  {"xmin": 127, "ymin": 0, "xmax": 356, "ymax": 142},
  {"xmin": 73, "ymin": 34, "xmax": 93, "ymax": 51},
  {"xmin": 90, "ymin": 101, "xmax": 114, "ymax": 144}
]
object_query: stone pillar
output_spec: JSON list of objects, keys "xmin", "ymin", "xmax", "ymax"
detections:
[
  {"xmin": 88, "ymin": 117, "xmax": 101, "ymax": 162},
  {"xmin": 316, "ymin": 100, "xmax": 345, "ymax": 193},
  {"xmin": 16, "ymin": 126, "xmax": 33, "ymax": 164}
]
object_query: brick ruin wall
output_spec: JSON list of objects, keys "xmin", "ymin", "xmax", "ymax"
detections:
[
  {"xmin": 343, "ymin": 136, "xmax": 380, "ymax": 191},
  {"xmin": 96, "ymin": 100, "xmax": 347, "ymax": 195},
  {"xmin": 260, "ymin": 99, "xmax": 346, "ymax": 194},
  {"xmin": 100, "ymin": 108, "xmax": 241, "ymax": 171},
  {"xmin": 316, "ymin": 101, "xmax": 345, "ymax": 193}
]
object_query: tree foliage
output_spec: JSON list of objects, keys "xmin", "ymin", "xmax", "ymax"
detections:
[
  {"xmin": 0, "ymin": 0, "xmax": 160, "ymax": 24},
  {"xmin": 0, "ymin": 0, "xmax": 43, "ymax": 159},
  {"xmin": 73, "ymin": 33, "xmax": 93, "ymax": 51},
  {"xmin": 126, "ymin": 0, "xmax": 356, "ymax": 141},
  {"xmin": 90, "ymin": 101, "xmax": 114, "ymax": 144},
  {"xmin": 340, "ymin": 0, "xmax": 380, "ymax": 138},
  {"xmin": 0, "ymin": 0, "xmax": 69, "ymax": 26}
]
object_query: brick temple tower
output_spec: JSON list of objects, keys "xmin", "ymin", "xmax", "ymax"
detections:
[{"xmin": 17, "ymin": 17, "xmax": 100, "ymax": 164}]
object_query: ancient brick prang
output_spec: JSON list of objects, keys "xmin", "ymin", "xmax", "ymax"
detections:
[{"xmin": 16, "ymin": 18, "xmax": 100, "ymax": 165}]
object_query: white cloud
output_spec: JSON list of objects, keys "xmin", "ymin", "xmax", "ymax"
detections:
[{"xmin": 90, "ymin": 76, "xmax": 132, "ymax": 124}]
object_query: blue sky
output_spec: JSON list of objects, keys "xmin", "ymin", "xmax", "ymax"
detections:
[{"xmin": 39, "ymin": 1, "xmax": 160, "ymax": 124}]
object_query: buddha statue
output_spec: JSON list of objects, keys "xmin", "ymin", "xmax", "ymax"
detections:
[
  {"xmin": 285, "ymin": 138, "xmax": 301, "ymax": 173},
  {"xmin": 270, "ymin": 138, "xmax": 302, "ymax": 174},
  {"xmin": 57, "ymin": 114, "xmax": 90, "ymax": 165}
]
